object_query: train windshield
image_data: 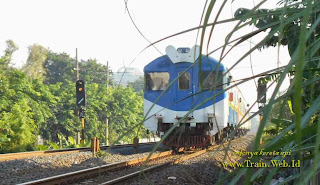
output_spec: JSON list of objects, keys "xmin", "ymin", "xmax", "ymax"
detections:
[
  {"xmin": 201, "ymin": 71, "xmax": 223, "ymax": 90},
  {"xmin": 178, "ymin": 72, "xmax": 190, "ymax": 90},
  {"xmin": 146, "ymin": 72, "xmax": 170, "ymax": 91}
]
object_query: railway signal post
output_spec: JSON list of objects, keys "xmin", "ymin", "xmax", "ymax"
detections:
[
  {"xmin": 257, "ymin": 77, "xmax": 267, "ymax": 147},
  {"xmin": 76, "ymin": 80, "xmax": 86, "ymax": 147},
  {"xmin": 257, "ymin": 78, "xmax": 267, "ymax": 104}
]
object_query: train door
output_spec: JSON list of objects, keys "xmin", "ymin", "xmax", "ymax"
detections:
[{"xmin": 176, "ymin": 67, "xmax": 194, "ymax": 113}]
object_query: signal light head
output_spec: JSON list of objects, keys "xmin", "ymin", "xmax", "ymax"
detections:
[{"xmin": 76, "ymin": 80, "xmax": 86, "ymax": 107}]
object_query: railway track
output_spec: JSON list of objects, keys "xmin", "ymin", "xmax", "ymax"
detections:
[
  {"xmin": 18, "ymin": 143, "xmax": 222, "ymax": 185},
  {"xmin": 15, "ymin": 135, "xmax": 253, "ymax": 185},
  {"xmin": 0, "ymin": 142, "xmax": 156, "ymax": 161},
  {"xmin": 125, "ymin": 135, "xmax": 255, "ymax": 184},
  {"xmin": 18, "ymin": 150, "xmax": 174, "ymax": 185},
  {"xmin": 98, "ymin": 147, "xmax": 217, "ymax": 185},
  {"xmin": 95, "ymin": 136, "xmax": 251, "ymax": 185}
]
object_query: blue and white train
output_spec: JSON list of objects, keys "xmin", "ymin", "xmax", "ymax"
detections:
[{"xmin": 144, "ymin": 45, "xmax": 250, "ymax": 148}]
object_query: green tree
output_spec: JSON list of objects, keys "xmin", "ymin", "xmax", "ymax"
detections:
[
  {"xmin": 44, "ymin": 52, "xmax": 113, "ymax": 87},
  {"xmin": 264, "ymin": 98, "xmax": 294, "ymax": 136},
  {"xmin": 0, "ymin": 40, "xmax": 18, "ymax": 67},
  {"xmin": 0, "ymin": 41, "xmax": 145, "ymax": 152},
  {"xmin": 44, "ymin": 51, "xmax": 76, "ymax": 84},
  {"xmin": 0, "ymin": 68, "xmax": 54, "ymax": 152},
  {"xmin": 79, "ymin": 59, "xmax": 113, "ymax": 86},
  {"xmin": 0, "ymin": 41, "xmax": 55, "ymax": 152},
  {"xmin": 235, "ymin": 1, "xmax": 320, "ymax": 110},
  {"xmin": 127, "ymin": 76, "xmax": 144, "ymax": 92},
  {"xmin": 40, "ymin": 82, "xmax": 145, "ymax": 145},
  {"xmin": 22, "ymin": 44, "xmax": 48, "ymax": 79},
  {"xmin": 230, "ymin": 1, "xmax": 320, "ymax": 184},
  {"xmin": 40, "ymin": 80, "xmax": 78, "ymax": 142},
  {"xmin": 107, "ymin": 86, "xmax": 145, "ymax": 143}
]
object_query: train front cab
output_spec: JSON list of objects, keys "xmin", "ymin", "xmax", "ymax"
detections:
[{"xmin": 144, "ymin": 45, "xmax": 232, "ymax": 149}]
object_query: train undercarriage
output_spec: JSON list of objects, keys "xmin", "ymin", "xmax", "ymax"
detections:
[{"xmin": 156, "ymin": 118, "xmax": 249, "ymax": 151}]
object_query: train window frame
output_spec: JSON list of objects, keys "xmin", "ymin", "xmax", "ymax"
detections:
[
  {"xmin": 178, "ymin": 72, "xmax": 190, "ymax": 90},
  {"xmin": 200, "ymin": 71, "xmax": 223, "ymax": 90},
  {"xmin": 146, "ymin": 72, "xmax": 170, "ymax": 91}
]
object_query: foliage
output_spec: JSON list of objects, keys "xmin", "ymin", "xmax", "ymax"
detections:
[
  {"xmin": 264, "ymin": 98, "xmax": 293, "ymax": 138},
  {"xmin": 0, "ymin": 73, "xmax": 54, "ymax": 152},
  {"xmin": 37, "ymin": 145, "xmax": 48, "ymax": 151},
  {"xmin": 0, "ymin": 42, "xmax": 54, "ymax": 152},
  {"xmin": 44, "ymin": 52, "xmax": 113, "ymax": 86},
  {"xmin": 40, "ymin": 80, "xmax": 78, "ymax": 142},
  {"xmin": 0, "ymin": 40, "xmax": 18, "ymax": 66},
  {"xmin": 44, "ymin": 51, "xmax": 76, "ymax": 84},
  {"xmin": 0, "ymin": 40, "xmax": 146, "ymax": 153},
  {"xmin": 40, "ymin": 52, "xmax": 115, "ymax": 144},
  {"xmin": 67, "ymin": 136, "xmax": 78, "ymax": 148},
  {"xmin": 79, "ymin": 59, "xmax": 113, "ymax": 86},
  {"xmin": 235, "ymin": 0, "xmax": 320, "ymax": 111},
  {"xmin": 106, "ymin": 86, "xmax": 146, "ymax": 144},
  {"xmin": 45, "ymin": 141, "xmax": 60, "ymax": 150},
  {"xmin": 132, "ymin": 1, "xmax": 319, "ymax": 184},
  {"xmin": 218, "ymin": 0, "xmax": 320, "ymax": 184},
  {"xmin": 22, "ymin": 44, "xmax": 48, "ymax": 79},
  {"xmin": 127, "ymin": 76, "xmax": 144, "ymax": 92}
]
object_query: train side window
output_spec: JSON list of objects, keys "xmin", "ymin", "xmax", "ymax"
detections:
[
  {"xmin": 178, "ymin": 72, "xmax": 190, "ymax": 90},
  {"xmin": 146, "ymin": 72, "xmax": 170, "ymax": 91},
  {"xmin": 201, "ymin": 71, "xmax": 223, "ymax": 89}
]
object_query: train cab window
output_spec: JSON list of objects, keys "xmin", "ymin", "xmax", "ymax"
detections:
[
  {"xmin": 178, "ymin": 72, "xmax": 190, "ymax": 90},
  {"xmin": 146, "ymin": 72, "xmax": 170, "ymax": 91},
  {"xmin": 201, "ymin": 71, "xmax": 223, "ymax": 90}
]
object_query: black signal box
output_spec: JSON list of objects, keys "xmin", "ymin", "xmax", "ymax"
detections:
[
  {"xmin": 257, "ymin": 78, "xmax": 267, "ymax": 103},
  {"xmin": 76, "ymin": 80, "xmax": 86, "ymax": 107}
]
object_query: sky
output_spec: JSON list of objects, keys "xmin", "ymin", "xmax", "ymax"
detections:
[{"xmin": 0, "ymin": 0, "xmax": 291, "ymax": 110}]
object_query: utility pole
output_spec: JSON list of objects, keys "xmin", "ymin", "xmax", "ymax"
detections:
[
  {"xmin": 76, "ymin": 48, "xmax": 80, "ymax": 145},
  {"xmin": 76, "ymin": 48, "xmax": 79, "ymax": 80},
  {"xmin": 105, "ymin": 61, "xmax": 109, "ymax": 145},
  {"xmin": 106, "ymin": 61, "xmax": 109, "ymax": 89}
]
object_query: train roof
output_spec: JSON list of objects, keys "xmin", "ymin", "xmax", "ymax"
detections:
[{"xmin": 144, "ymin": 45, "xmax": 226, "ymax": 72}]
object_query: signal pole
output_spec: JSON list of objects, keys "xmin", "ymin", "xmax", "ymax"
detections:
[
  {"xmin": 257, "ymin": 78, "xmax": 267, "ymax": 147},
  {"xmin": 105, "ymin": 118, "xmax": 109, "ymax": 145},
  {"xmin": 79, "ymin": 108, "xmax": 85, "ymax": 146}
]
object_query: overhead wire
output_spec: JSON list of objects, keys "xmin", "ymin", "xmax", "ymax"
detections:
[
  {"xmin": 195, "ymin": 0, "xmax": 209, "ymax": 46},
  {"xmin": 117, "ymin": 0, "xmax": 163, "ymax": 88},
  {"xmin": 123, "ymin": 0, "xmax": 163, "ymax": 56},
  {"xmin": 250, "ymin": 0, "xmax": 258, "ymax": 89},
  {"xmin": 229, "ymin": 0, "xmax": 258, "ymax": 88}
]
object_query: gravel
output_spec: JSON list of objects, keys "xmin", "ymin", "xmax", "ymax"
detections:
[
  {"xmin": 0, "ymin": 136, "xmax": 254, "ymax": 185},
  {"xmin": 0, "ymin": 144, "xmax": 162, "ymax": 185},
  {"xmin": 121, "ymin": 135, "xmax": 255, "ymax": 185},
  {"xmin": 81, "ymin": 151, "xmax": 192, "ymax": 185}
]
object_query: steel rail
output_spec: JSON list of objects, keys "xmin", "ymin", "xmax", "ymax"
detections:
[
  {"xmin": 0, "ymin": 142, "xmax": 157, "ymax": 161},
  {"xmin": 99, "ymin": 139, "xmax": 241, "ymax": 185},
  {"xmin": 100, "ymin": 162, "xmax": 172, "ymax": 185},
  {"xmin": 99, "ymin": 146, "xmax": 219, "ymax": 185},
  {"xmin": 18, "ymin": 138, "xmax": 243, "ymax": 185},
  {"xmin": 17, "ymin": 150, "xmax": 173, "ymax": 185}
]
